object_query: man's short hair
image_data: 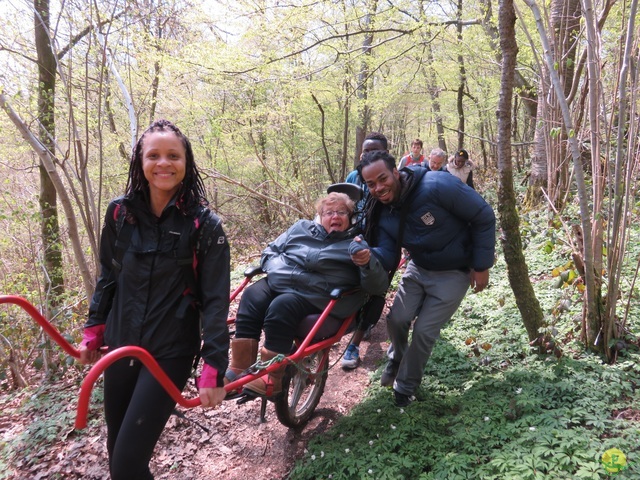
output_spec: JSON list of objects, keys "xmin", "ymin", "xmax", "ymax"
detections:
[
  {"xmin": 359, "ymin": 150, "xmax": 396, "ymax": 173},
  {"xmin": 365, "ymin": 132, "xmax": 388, "ymax": 150},
  {"xmin": 430, "ymin": 148, "xmax": 447, "ymax": 159}
]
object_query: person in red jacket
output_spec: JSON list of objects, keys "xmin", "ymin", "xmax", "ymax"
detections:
[
  {"xmin": 398, "ymin": 138, "xmax": 425, "ymax": 169},
  {"xmin": 78, "ymin": 119, "xmax": 230, "ymax": 480}
]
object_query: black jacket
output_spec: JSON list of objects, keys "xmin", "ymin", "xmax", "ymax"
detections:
[{"xmin": 86, "ymin": 191, "xmax": 230, "ymax": 375}]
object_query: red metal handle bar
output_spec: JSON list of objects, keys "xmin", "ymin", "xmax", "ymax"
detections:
[
  {"xmin": 229, "ymin": 275, "xmax": 252, "ymax": 303},
  {"xmin": 75, "ymin": 301, "xmax": 355, "ymax": 430},
  {"xmin": 0, "ymin": 295, "xmax": 81, "ymax": 359},
  {"xmin": 75, "ymin": 346, "xmax": 202, "ymax": 429}
]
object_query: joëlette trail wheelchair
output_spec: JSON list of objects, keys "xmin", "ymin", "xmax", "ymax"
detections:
[
  {"xmin": 0, "ymin": 183, "xmax": 367, "ymax": 430},
  {"xmin": 0, "ymin": 267, "xmax": 360, "ymax": 429},
  {"xmin": 221, "ymin": 266, "xmax": 361, "ymax": 427}
]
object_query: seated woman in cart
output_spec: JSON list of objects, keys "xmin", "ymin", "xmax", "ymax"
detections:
[{"xmin": 227, "ymin": 191, "xmax": 389, "ymax": 398}]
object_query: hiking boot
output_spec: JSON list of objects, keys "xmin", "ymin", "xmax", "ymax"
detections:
[
  {"xmin": 380, "ymin": 360, "xmax": 399, "ymax": 387},
  {"xmin": 341, "ymin": 344, "xmax": 360, "ymax": 370},
  {"xmin": 225, "ymin": 338, "xmax": 259, "ymax": 384},
  {"xmin": 243, "ymin": 347, "xmax": 285, "ymax": 398},
  {"xmin": 393, "ymin": 390, "xmax": 415, "ymax": 407}
]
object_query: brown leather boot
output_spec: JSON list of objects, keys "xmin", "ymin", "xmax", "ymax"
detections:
[
  {"xmin": 243, "ymin": 347, "xmax": 286, "ymax": 397},
  {"xmin": 225, "ymin": 338, "xmax": 258, "ymax": 384}
]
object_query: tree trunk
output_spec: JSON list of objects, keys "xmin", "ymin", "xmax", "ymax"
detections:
[
  {"xmin": 605, "ymin": 0, "xmax": 639, "ymax": 362},
  {"xmin": 479, "ymin": 0, "xmax": 538, "ymax": 128},
  {"xmin": 525, "ymin": 0, "xmax": 600, "ymax": 354},
  {"xmin": 341, "ymin": 80, "xmax": 351, "ymax": 177},
  {"xmin": 456, "ymin": 0, "xmax": 466, "ymax": 149},
  {"xmin": 354, "ymin": 2, "xmax": 376, "ymax": 164},
  {"xmin": 497, "ymin": 0, "xmax": 544, "ymax": 342},
  {"xmin": 34, "ymin": 0, "xmax": 64, "ymax": 308},
  {"xmin": 526, "ymin": 0, "xmax": 581, "ymax": 209},
  {"xmin": 425, "ymin": 41, "xmax": 447, "ymax": 152}
]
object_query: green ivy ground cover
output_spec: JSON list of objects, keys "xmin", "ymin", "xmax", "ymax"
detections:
[{"xmin": 288, "ymin": 214, "xmax": 640, "ymax": 480}]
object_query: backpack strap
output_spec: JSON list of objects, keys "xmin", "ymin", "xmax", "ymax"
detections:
[
  {"xmin": 111, "ymin": 202, "xmax": 133, "ymax": 275},
  {"xmin": 175, "ymin": 208, "xmax": 210, "ymax": 319},
  {"xmin": 93, "ymin": 201, "xmax": 130, "ymax": 318}
]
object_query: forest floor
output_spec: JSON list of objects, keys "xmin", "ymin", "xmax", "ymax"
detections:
[{"xmin": 1, "ymin": 315, "xmax": 391, "ymax": 480}]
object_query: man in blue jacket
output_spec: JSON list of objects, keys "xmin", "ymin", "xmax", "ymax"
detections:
[{"xmin": 359, "ymin": 150, "xmax": 496, "ymax": 406}]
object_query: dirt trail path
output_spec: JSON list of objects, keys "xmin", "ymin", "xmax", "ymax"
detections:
[{"xmin": 5, "ymin": 325, "xmax": 389, "ymax": 480}]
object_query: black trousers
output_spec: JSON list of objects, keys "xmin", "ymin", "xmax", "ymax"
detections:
[
  {"xmin": 356, "ymin": 294, "xmax": 386, "ymax": 331},
  {"xmin": 234, "ymin": 278, "xmax": 321, "ymax": 353},
  {"xmin": 104, "ymin": 356, "xmax": 192, "ymax": 480}
]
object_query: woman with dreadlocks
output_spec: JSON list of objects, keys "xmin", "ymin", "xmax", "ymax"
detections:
[{"xmin": 78, "ymin": 119, "xmax": 230, "ymax": 479}]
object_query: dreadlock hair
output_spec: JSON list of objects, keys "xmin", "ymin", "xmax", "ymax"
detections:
[
  {"xmin": 359, "ymin": 149, "xmax": 396, "ymax": 172},
  {"xmin": 364, "ymin": 131, "xmax": 388, "ymax": 150},
  {"xmin": 126, "ymin": 119, "xmax": 208, "ymax": 215}
]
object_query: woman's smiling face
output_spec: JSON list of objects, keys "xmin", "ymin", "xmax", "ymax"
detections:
[{"xmin": 141, "ymin": 131, "xmax": 186, "ymax": 199}]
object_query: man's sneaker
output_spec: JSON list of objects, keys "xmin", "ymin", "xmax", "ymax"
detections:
[
  {"xmin": 393, "ymin": 390, "xmax": 416, "ymax": 407},
  {"xmin": 380, "ymin": 360, "xmax": 399, "ymax": 387},
  {"xmin": 341, "ymin": 344, "xmax": 360, "ymax": 369}
]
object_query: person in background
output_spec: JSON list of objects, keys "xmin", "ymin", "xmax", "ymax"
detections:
[
  {"xmin": 398, "ymin": 138, "xmax": 425, "ymax": 169},
  {"xmin": 345, "ymin": 131, "xmax": 390, "ymax": 207},
  {"xmin": 341, "ymin": 132, "xmax": 391, "ymax": 370},
  {"xmin": 227, "ymin": 192, "xmax": 388, "ymax": 398},
  {"xmin": 78, "ymin": 119, "xmax": 230, "ymax": 480},
  {"xmin": 424, "ymin": 148, "xmax": 447, "ymax": 172},
  {"xmin": 359, "ymin": 150, "xmax": 495, "ymax": 407},
  {"xmin": 446, "ymin": 149, "xmax": 475, "ymax": 189}
]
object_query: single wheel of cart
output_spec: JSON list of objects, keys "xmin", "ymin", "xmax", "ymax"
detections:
[{"xmin": 274, "ymin": 347, "xmax": 330, "ymax": 428}]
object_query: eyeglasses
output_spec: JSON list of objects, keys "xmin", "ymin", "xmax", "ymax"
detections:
[{"xmin": 322, "ymin": 210, "xmax": 349, "ymax": 218}]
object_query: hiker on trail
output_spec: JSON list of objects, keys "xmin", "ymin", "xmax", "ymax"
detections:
[
  {"xmin": 345, "ymin": 131, "xmax": 390, "ymax": 215},
  {"xmin": 424, "ymin": 148, "xmax": 448, "ymax": 172},
  {"xmin": 359, "ymin": 150, "xmax": 495, "ymax": 407},
  {"xmin": 446, "ymin": 149, "xmax": 475, "ymax": 189},
  {"xmin": 342, "ymin": 132, "xmax": 391, "ymax": 370},
  {"xmin": 78, "ymin": 119, "xmax": 230, "ymax": 480},
  {"xmin": 227, "ymin": 192, "xmax": 388, "ymax": 399},
  {"xmin": 398, "ymin": 139, "xmax": 426, "ymax": 169}
]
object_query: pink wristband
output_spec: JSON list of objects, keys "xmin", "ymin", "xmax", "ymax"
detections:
[
  {"xmin": 82, "ymin": 324, "xmax": 105, "ymax": 351},
  {"xmin": 196, "ymin": 363, "xmax": 221, "ymax": 389}
]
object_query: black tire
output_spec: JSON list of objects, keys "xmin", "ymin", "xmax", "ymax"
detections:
[{"xmin": 274, "ymin": 348, "xmax": 329, "ymax": 428}]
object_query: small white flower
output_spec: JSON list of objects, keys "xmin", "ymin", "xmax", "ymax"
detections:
[
  {"xmin": 391, "ymin": 424, "xmax": 396, "ymax": 430},
  {"xmin": 311, "ymin": 454, "xmax": 316, "ymax": 461},
  {"xmin": 376, "ymin": 433, "xmax": 380, "ymax": 438},
  {"xmin": 377, "ymin": 409, "xmax": 381, "ymax": 413},
  {"xmin": 369, "ymin": 440, "xmax": 374, "ymax": 446},
  {"xmin": 368, "ymin": 469, "xmax": 373, "ymax": 475},
  {"xmin": 529, "ymin": 426, "xmax": 536, "ymax": 431},
  {"xmin": 515, "ymin": 388, "xmax": 523, "ymax": 395},
  {"xmin": 321, "ymin": 451, "xmax": 325, "ymax": 458},
  {"xmin": 340, "ymin": 434, "xmax": 344, "ymax": 438},
  {"xmin": 400, "ymin": 408, "xmax": 405, "ymax": 414},
  {"xmin": 345, "ymin": 448, "xmax": 350, "ymax": 453},
  {"xmin": 484, "ymin": 416, "xmax": 490, "ymax": 422}
]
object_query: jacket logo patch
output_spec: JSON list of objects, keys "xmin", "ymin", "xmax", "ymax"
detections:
[
  {"xmin": 421, "ymin": 212, "xmax": 435, "ymax": 226},
  {"xmin": 217, "ymin": 236, "xmax": 226, "ymax": 244}
]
